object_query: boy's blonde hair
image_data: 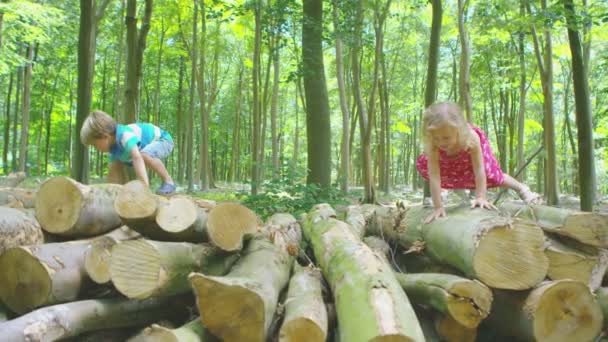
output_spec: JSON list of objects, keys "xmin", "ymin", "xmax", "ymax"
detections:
[
  {"xmin": 80, "ymin": 110, "xmax": 117, "ymax": 145},
  {"xmin": 422, "ymin": 102, "xmax": 476, "ymax": 153}
]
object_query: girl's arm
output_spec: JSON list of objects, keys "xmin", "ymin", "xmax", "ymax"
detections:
[
  {"xmin": 426, "ymin": 149, "xmax": 447, "ymax": 223},
  {"xmin": 130, "ymin": 148, "xmax": 150, "ymax": 187},
  {"xmin": 470, "ymin": 135, "xmax": 495, "ymax": 209}
]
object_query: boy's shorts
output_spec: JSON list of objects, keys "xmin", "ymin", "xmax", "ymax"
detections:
[{"xmin": 141, "ymin": 139, "xmax": 174, "ymax": 160}]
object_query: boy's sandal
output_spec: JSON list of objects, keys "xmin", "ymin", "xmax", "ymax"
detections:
[
  {"xmin": 518, "ymin": 186, "xmax": 541, "ymax": 205},
  {"xmin": 157, "ymin": 183, "xmax": 177, "ymax": 195}
]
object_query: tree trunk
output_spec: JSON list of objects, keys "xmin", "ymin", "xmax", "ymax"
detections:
[
  {"xmin": 110, "ymin": 239, "xmax": 238, "ymax": 299},
  {"xmin": 11, "ymin": 66, "xmax": 21, "ymax": 173},
  {"xmin": 499, "ymin": 202, "xmax": 608, "ymax": 247},
  {"xmin": 303, "ymin": 204, "xmax": 425, "ymax": 342},
  {"xmin": 516, "ymin": 0, "xmax": 527, "ymax": 180},
  {"xmin": 457, "ymin": 0, "xmax": 472, "ymax": 121},
  {"xmin": 0, "ymin": 296, "xmax": 184, "ymax": 342},
  {"xmin": 3, "ymin": 73, "xmax": 12, "ymax": 174},
  {"xmin": 190, "ymin": 213, "xmax": 301, "ymax": 342},
  {"xmin": 83, "ymin": 226, "xmax": 140, "ymax": 284},
  {"xmin": 35, "ymin": 177, "xmax": 123, "ymax": 237},
  {"xmin": 302, "ymin": 0, "xmax": 331, "ymax": 189},
  {"xmin": 271, "ymin": 42, "xmax": 280, "ymax": 181},
  {"xmin": 563, "ymin": 0, "xmax": 596, "ymax": 211},
  {"xmin": 0, "ymin": 240, "xmax": 91, "ymax": 313},
  {"xmin": 434, "ymin": 315, "xmax": 477, "ymax": 342},
  {"xmin": 487, "ymin": 279, "xmax": 602, "ymax": 342},
  {"xmin": 251, "ymin": 0, "xmax": 262, "ymax": 195},
  {"xmin": 367, "ymin": 204, "xmax": 548, "ymax": 290},
  {"xmin": 18, "ymin": 44, "xmax": 33, "ymax": 173},
  {"xmin": 228, "ymin": 66, "xmax": 243, "ymax": 183},
  {"xmin": 0, "ymin": 207, "xmax": 44, "ymax": 254},
  {"xmin": 278, "ymin": 263, "xmax": 327, "ymax": 342}
]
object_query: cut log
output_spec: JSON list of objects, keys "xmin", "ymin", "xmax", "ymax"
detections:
[
  {"xmin": 154, "ymin": 195, "xmax": 216, "ymax": 241},
  {"xmin": 0, "ymin": 240, "xmax": 91, "ymax": 313},
  {"xmin": 596, "ymin": 287, "xmax": 608, "ymax": 328},
  {"xmin": 0, "ymin": 296, "xmax": 185, "ymax": 342},
  {"xmin": 343, "ymin": 204, "xmax": 376, "ymax": 238},
  {"xmin": 110, "ymin": 239, "xmax": 238, "ymax": 299},
  {"xmin": 131, "ymin": 318, "xmax": 214, "ymax": 342},
  {"xmin": 0, "ymin": 172, "xmax": 26, "ymax": 187},
  {"xmin": 114, "ymin": 180, "xmax": 170, "ymax": 239},
  {"xmin": 368, "ymin": 204, "xmax": 548, "ymax": 290},
  {"xmin": 0, "ymin": 187, "xmax": 36, "ymax": 208},
  {"xmin": 303, "ymin": 204, "xmax": 425, "ymax": 342},
  {"xmin": 278, "ymin": 263, "xmax": 328, "ymax": 342},
  {"xmin": 206, "ymin": 202, "xmax": 259, "ymax": 251},
  {"xmin": 395, "ymin": 273, "xmax": 492, "ymax": 329},
  {"xmin": 545, "ymin": 235, "xmax": 608, "ymax": 290},
  {"xmin": 0, "ymin": 206, "xmax": 44, "ymax": 254},
  {"xmin": 190, "ymin": 213, "xmax": 301, "ymax": 342},
  {"xmin": 434, "ymin": 315, "xmax": 477, "ymax": 342},
  {"xmin": 487, "ymin": 279, "xmax": 603, "ymax": 342},
  {"xmin": 35, "ymin": 176, "xmax": 123, "ymax": 236},
  {"xmin": 84, "ymin": 226, "xmax": 141, "ymax": 284},
  {"xmin": 500, "ymin": 202, "xmax": 608, "ymax": 247}
]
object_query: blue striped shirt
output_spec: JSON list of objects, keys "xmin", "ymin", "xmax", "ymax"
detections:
[{"xmin": 109, "ymin": 123, "xmax": 172, "ymax": 163}]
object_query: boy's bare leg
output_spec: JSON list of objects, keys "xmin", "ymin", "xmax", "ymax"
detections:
[{"xmin": 141, "ymin": 154, "xmax": 174, "ymax": 185}]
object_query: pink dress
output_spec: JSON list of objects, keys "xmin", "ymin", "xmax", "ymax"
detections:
[{"xmin": 416, "ymin": 125, "xmax": 505, "ymax": 189}]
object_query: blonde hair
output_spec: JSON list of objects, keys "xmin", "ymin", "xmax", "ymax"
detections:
[
  {"xmin": 421, "ymin": 102, "xmax": 476, "ymax": 153},
  {"xmin": 80, "ymin": 110, "xmax": 117, "ymax": 145}
]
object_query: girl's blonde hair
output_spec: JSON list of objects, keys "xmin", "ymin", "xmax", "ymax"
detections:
[
  {"xmin": 80, "ymin": 110, "xmax": 117, "ymax": 145},
  {"xmin": 421, "ymin": 102, "xmax": 476, "ymax": 153}
]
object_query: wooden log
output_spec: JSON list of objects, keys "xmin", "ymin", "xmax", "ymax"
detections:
[
  {"xmin": 84, "ymin": 226, "xmax": 141, "ymax": 284},
  {"xmin": 500, "ymin": 201, "xmax": 608, "ymax": 247},
  {"xmin": 190, "ymin": 213, "xmax": 301, "ymax": 342},
  {"xmin": 395, "ymin": 273, "xmax": 492, "ymax": 329},
  {"xmin": 596, "ymin": 287, "xmax": 608, "ymax": 328},
  {"xmin": 368, "ymin": 204, "xmax": 548, "ymax": 290},
  {"xmin": 206, "ymin": 202, "xmax": 259, "ymax": 251},
  {"xmin": 0, "ymin": 240, "xmax": 91, "ymax": 313},
  {"xmin": 114, "ymin": 180, "xmax": 170, "ymax": 239},
  {"xmin": 303, "ymin": 204, "xmax": 425, "ymax": 342},
  {"xmin": 487, "ymin": 279, "xmax": 603, "ymax": 342},
  {"xmin": 110, "ymin": 239, "xmax": 238, "ymax": 299},
  {"xmin": 343, "ymin": 204, "xmax": 376, "ymax": 238},
  {"xmin": 0, "ymin": 296, "xmax": 184, "ymax": 342},
  {"xmin": 278, "ymin": 263, "xmax": 328, "ymax": 342},
  {"xmin": 131, "ymin": 318, "xmax": 215, "ymax": 342},
  {"xmin": 0, "ymin": 187, "xmax": 36, "ymax": 208},
  {"xmin": 0, "ymin": 206, "xmax": 44, "ymax": 254},
  {"xmin": 434, "ymin": 315, "xmax": 477, "ymax": 342},
  {"xmin": 35, "ymin": 176, "xmax": 123, "ymax": 237},
  {"xmin": 0, "ymin": 172, "xmax": 26, "ymax": 187},
  {"xmin": 545, "ymin": 235, "xmax": 608, "ymax": 290}
]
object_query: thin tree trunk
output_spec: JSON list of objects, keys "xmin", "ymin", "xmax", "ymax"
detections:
[
  {"xmin": 153, "ymin": 18, "xmax": 165, "ymax": 125},
  {"xmin": 251, "ymin": 0, "xmax": 262, "ymax": 195},
  {"xmin": 271, "ymin": 42, "xmax": 280, "ymax": 181},
  {"xmin": 18, "ymin": 44, "xmax": 33, "ymax": 173},
  {"xmin": 3, "ymin": 73, "xmax": 12, "ymax": 175},
  {"xmin": 516, "ymin": 0, "xmax": 527, "ymax": 181},
  {"xmin": 229, "ymin": 66, "xmax": 243, "ymax": 183},
  {"xmin": 196, "ymin": 0, "xmax": 209, "ymax": 190},
  {"xmin": 333, "ymin": 0, "xmax": 350, "ymax": 192},
  {"xmin": 113, "ymin": 0, "xmax": 125, "ymax": 122},
  {"xmin": 457, "ymin": 0, "xmax": 472, "ymax": 122}
]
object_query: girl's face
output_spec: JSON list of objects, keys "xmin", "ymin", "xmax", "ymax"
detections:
[
  {"xmin": 430, "ymin": 124, "xmax": 459, "ymax": 153},
  {"xmin": 92, "ymin": 134, "xmax": 113, "ymax": 152}
]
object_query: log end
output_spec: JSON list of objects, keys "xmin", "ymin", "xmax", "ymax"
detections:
[
  {"xmin": 565, "ymin": 213, "xmax": 608, "ymax": 247},
  {"xmin": 114, "ymin": 180, "xmax": 158, "ymax": 220},
  {"xmin": 207, "ymin": 203, "xmax": 259, "ymax": 251},
  {"xmin": 156, "ymin": 196, "xmax": 199, "ymax": 233},
  {"xmin": 447, "ymin": 280, "xmax": 493, "ymax": 328},
  {"xmin": 474, "ymin": 219, "xmax": 548, "ymax": 290},
  {"xmin": 531, "ymin": 280, "xmax": 602, "ymax": 342},
  {"xmin": 279, "ymin": 318, "xmax": 326, "ymax": 342},
  {"xmin": 190, "ymin": 272, "xmax": 265, "ymax": 341},
  {"xmin": 110, "ymin": 239, "xmax": 162, "ymax": 299},
  {"xmin": 35, "ymin": 176, "xmax": 82, "ymax": 234},
  {"xmin": 84, "ymin": 236, "xmax": 118, "ymax": 284},
  {"xmin": 0, "ymin": 246, "xmax": 50, "ymax": 313}
]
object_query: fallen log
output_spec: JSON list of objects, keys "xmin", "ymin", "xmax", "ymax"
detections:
[
  {"xmin": 499, "ymin": 202, "xmax": 608, "ymax": 247},
  {"xmin": 35, "ymin": 176, "xmax": 123, "ymax": 237},
  {"xmin": 190, "ymin": 213, "xmax": 300, "ymax": 342},
  {"xmin": 434, "ymin": 315, "xmax": 477, "ymax": 342},
  {"xmin": 0, "ymin": 172, "xmax": 26, "ymax": 187},
  {"xmin": 487, "ymin": 279, "xmax": 602, "ymax": 341},
  {"xmin": 110, "ymin": 239, "xmax": 238, "ymax": 299},
  {"xmin": 0, "ymin": 240, "xmax": 91, "ymax": 313},
  {"xmin": 84, "ymin": 226, "xmax": 141, "ymax": 284},
  {"xmin": 367, "ymin": 204, "xmax": 548, "ymax": 290},
  {"xmin": 0, "ymin": 187, "xmax": 36, "ymax": 208},
  {"xmin": 303, "ymin": 204, "xmax": 425, "ymax": 342},
  {"xmin": 278, "ymin": 263, "xmax": 328, "ymax": 342},
  {"xmin": 131, "ymin": 318, "xmax": 215, "ymax": 342},
  {"xmin": 0, "ymin": 206, "xmax": 44, "ymax": 254},
  {"xmin": 0, "ymin": 296, "xmax": 186, "ymax": 342}
]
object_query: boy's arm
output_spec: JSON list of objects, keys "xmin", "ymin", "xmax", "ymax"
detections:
[{"xmin": 130, "ymin": 148, "xmax": 149, "ymax": 187}]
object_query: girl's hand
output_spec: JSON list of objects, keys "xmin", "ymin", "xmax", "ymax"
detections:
[
  {"xmin": 470, "ymin": 197, "xmax": 497, "ymax": 210},
  {"xmin": 425, "ymin": 207, "xmax": 447, "ymax": 224}
]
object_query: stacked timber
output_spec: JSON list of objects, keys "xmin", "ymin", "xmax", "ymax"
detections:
[{"xmin": 0, "ymin": 175, "xmax": 605, "ymax": 341}]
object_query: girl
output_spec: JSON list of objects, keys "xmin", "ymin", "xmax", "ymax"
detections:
[{"xmin": 416, "ymin": 102, "xmax": 539, "ymax": 223}]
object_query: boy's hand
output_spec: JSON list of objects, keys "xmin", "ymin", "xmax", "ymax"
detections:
[
  {"xmin": 470, "ymin": 197, "xmax": 497, "ymax": 210},
  {"xmin": 425, "ymin": 207, "xmax": 447, "ymax": 224}
]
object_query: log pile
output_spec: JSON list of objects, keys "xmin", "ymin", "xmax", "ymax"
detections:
[{"xmin": 0, "ymin": 176, "xmax": 606, "ymax": 341}]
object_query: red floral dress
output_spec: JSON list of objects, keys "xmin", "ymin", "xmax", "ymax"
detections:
[{"xmin": 416, "ymin": 125, "xmax": 505, "ymax": 189}]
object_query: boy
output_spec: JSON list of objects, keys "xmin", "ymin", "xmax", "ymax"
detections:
[{"xmin": 80, "ymin": 110, "xmax": 176, "ymax": 195}]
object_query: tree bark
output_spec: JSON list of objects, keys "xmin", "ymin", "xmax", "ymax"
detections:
[
  {"xmin": 367, "ymin": 204, "xmax": 548, "ymax": 290},
  {"xmin": 499, "ymin": 202, "xmax": 608, "ymax": 247},
  {"xmin": 18, "ymin": 44, "xmax": 33, "ymax": 173},
  {"xmin": 110, "ymin": 239, "xmax": 237, "ymax": 299},
  {"xmin": 251, "ymin": 0, "xmax": 261, "ymax": 195},
  {"xmin": 457, "ymin": 0, "xmax": 472, "ymax": 122},
  {"xmin": 35, "ymin": 177, "xmax": 122, "ymax": 237},
  {"xmin": 3, "ymin": 73, "xmax": 12, "ymax": 174},
  {"xmin": 190, "ymin": 213, "xmax": 301, "ymax": 342},
  {"xmin": 302, "ymin": 0, "xmax": 331, "ymax": 189},
  {"xmin": 303, "ymin": 204, "xmax": 425, "ymax": 342},
  {"xmin": 0, "ymin": 207, "xmax": 44, "ymax": 254},
  {"xmin": 487, "ymin": 280, "xmax": 602, "ymax": 342},
  {"xmin": 278, "ymin": 263, "xmax": 328, "ymax": 342}
]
